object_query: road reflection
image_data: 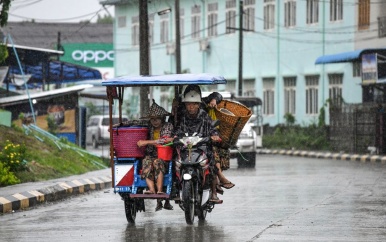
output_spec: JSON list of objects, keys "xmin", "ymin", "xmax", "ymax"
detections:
[{"xmin": 123, "ymin": 221, "xmax": 226, "ymax": 242}]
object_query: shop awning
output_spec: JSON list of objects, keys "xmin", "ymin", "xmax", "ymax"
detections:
[
  {"xmin": 4, "ymin": 44, "xmax": 102, "ymax": 87},
  {"xmin": 8, "ymin": 60, "xmax": 102, "ymax": 85},
  {"xmin": 315, "ymin": 48, "xmax": 386, "ymax": 65}
]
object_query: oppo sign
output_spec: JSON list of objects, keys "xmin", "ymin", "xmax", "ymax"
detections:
[{"xmin": 72, "ymin": 50, "xmax": 114, "ymax": 64}]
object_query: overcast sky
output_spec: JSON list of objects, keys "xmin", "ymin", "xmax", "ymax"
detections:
[{"xmin": 8, "ymin": 0, "xmax": 114, "ymax": 23}]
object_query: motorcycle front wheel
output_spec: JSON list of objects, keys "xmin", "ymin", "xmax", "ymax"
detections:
[{"xmin": 182, "ymin": 180, "xmax": 195, "ymax": 225}]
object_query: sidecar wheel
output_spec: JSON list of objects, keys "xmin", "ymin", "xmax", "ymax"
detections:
[
  {"xmin": 124, "ymin": 198, "xmax": 136, "ymax": 224},
  {"xmin": 182, "ymin": 181, "xmax": 195, "ymax": 225}
]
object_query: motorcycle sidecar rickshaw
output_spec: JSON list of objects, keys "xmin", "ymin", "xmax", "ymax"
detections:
[{"xmin": 101, "ymin": 73, "xmax": 227, "ymax": 224}]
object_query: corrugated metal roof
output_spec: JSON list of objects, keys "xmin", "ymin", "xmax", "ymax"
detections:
[
  {"xmin": 0, "ymin": 84, "xmax": 93, "ymax": 107},
  {"xmin": 2, "ymin": 22, "xmax": 112, "ymax": 49}
]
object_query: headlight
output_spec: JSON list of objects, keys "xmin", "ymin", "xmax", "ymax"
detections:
[{"xmin": 239, "ymin": 130, "xmax": 253, "ymax": 138}]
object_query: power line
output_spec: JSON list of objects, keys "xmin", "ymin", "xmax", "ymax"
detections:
[
  {"xmin": 61, "ymin": 8, "xmax": 106, "ymax": 42},
  {"xmin": 11, "ymin": 0, "xmax": 44, "ymax": 11},
  {"xmin": 9, "ymin": 0, "xmax": 113, "ymax": 23},
  {"xmin": 9, "ymin": 11, "xmax": 102, "ymax": 22}
]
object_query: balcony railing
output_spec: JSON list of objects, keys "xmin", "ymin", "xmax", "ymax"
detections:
[{"xmin": 379, "ymin": 16, "xmax": 386, "ymax": 38}]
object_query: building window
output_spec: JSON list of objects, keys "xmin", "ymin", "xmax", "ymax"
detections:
[
  {"xmin": 379, "ymin": 17, "xmax": 386, "ymax": 38},
  {"xmin": 226, "ymin": 0, "xmax": 236, "ymax": 34},
  {"xmin": 284, "ymin": 0, "xmax": 296, "ymax": 28},
  {"xmin": 244, "ymin": 79, "xmax": 256, "ymax": 96},
  {"xmin": 148, "ymin": 14, "xmax": 154, "ymax": 44},
  {"xmin": 264, "ymin": 0, "xmax": 275, "ymax": 30},
  {"xmin": 284, "ymin": 77, "xmax": 296, "ymax": 115},
  {"xmin": 330, "ymin": 0, "xmax": 343, "ymax": 22},
  {"xmin": 329, "ymin": 74, "xmax": 343, "ymax": 105},
  {"xmin": 208, "ymin": 3, "xmax": 218, "ymax": 37},
  {"xmin": 353, "ymin": 61, "xmax": 361, "ymax": 77},
  {"xmin": 244, "ymin": 0, "xmax": 255, "ymax": 31},
  {"xmin": 180, "ymin": 8, "xmax": 185, "ymax": 39},
  {"xmin": 225, "ymin": 79, "xmax": 236, "ymax": 93},
  {"xmin": 305, "ymin": 75, "xmax": 319, "ymax": 115},
  {"xmin": 118, "ymin": 16, "xmax": 127, "ymax": 28},
  {"xmin": 191, "ymin": 5, "xmax": 201, "ymax": 39},
  {"xmin": 263, "ymin": 78, "xmax": 275, "ymax": 115},
  {"xmin": 306, "ymin": 0, "xmax": 319, "ymax": 24},
  {"xmin": 131, "ymin": 16, "xmax": 139, "ymax": 46},
  {"xmin": 358, "ymin": 0, "xmax": 370, "ymax": 30},
  {"xmin": 160, "ymin": 13, "xmax": 169, "ymax": 43}
]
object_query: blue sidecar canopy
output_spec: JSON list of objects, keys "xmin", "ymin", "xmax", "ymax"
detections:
[{"xmin": 102, "ymin": 73, "xmax": 227, "ymax": 87}]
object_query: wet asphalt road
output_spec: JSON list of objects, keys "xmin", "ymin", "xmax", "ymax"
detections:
[{"xmin": 1, "ymin": 155, "xmax": 386, "ymax": 242}]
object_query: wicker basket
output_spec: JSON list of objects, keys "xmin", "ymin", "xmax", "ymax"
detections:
[
  {"xmin": 112, "ymin": 127, "xmax": 149, "ymax": 158},
  {"xmin": 214, "ymin": 100, "xmax": 252, "ymax": 148}
]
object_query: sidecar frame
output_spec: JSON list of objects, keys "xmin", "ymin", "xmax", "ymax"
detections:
[{"xmin": 102, "ymin": 73, "xmax": 227, "ymax": 200}]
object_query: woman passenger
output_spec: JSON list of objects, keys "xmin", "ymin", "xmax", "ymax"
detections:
[{"xmin": 137, "ymin": 100, "xmax": 174, "ymax": 211}]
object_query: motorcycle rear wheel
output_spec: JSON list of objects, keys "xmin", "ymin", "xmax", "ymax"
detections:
[
  {"xmin": 124, "ymin": 198, "xmax": 136, "ymax": 224},
  {"xmin": 197, "ymin": 207, "xmax": 207, "ymax": 221},
  {"xmin": 183, "ymin": 180, "xmax": 195, "ymax": 225}
]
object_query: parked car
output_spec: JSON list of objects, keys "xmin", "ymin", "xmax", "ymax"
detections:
[
  {"xmin": 230, "ymin": 115, "xmax": 259, "ymax": 167},
  {"xmin": 86, "ymin": 115, "xmax": 128, "ymax": 148}
]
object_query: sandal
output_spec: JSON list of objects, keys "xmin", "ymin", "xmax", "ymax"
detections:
[
  {"xmin": 144, "ymin": 190, "xmax": 155, "ymax": 194},
  {"xmin": 216, "ymin": 185, "xmax": 224, "ymax": 195},
  {"xmin": 163, "ymin": 202, "xmax": 174, "ymax": 210},
  {"xmin": 210, "ymin": 194, "xmax": 223, "ymax": 204},
  {"xmin": 220, "ymin": 181, "xmax": 235, "ymax": 189},
  {"xmin": 157, "ymin": 191, "xmax": 165, "ymax": 195},
  {"xmin": 155, "ymin": 201, "xmax": 163, "ymax": 212},
  {"xmin": 210, "ymin": 194, "xmax": 220, "ymax": 202}
]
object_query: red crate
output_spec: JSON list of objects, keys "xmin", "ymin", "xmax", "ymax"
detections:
[{"xmin": 112, "ymin": 127, "xmax": 149, "ymax": 158}]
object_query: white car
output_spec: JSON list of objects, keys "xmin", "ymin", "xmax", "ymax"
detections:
[
  {"xmin": 230, "ymin": 115, "xmax": 260, "ymax": 167},
  {"xmin": 86, "ymin": 115, "xmax": 128, "ymax": 148}
]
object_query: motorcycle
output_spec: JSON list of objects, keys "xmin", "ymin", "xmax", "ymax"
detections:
[
  {"xmin": 174, "ymin": 129, "xmax": 222, "ymax": 225},
  {"xmin": 102, "ymin": 73, "xmax": 228, "ymax": 224}
]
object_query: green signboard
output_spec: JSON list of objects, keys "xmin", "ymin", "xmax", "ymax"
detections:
[{"xmin": 61, "ymin": 43, "xmax": 113, "ymax": 68}]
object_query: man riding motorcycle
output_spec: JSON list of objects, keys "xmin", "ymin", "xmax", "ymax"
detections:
[{"xmin": 173, "ymin": 88, "xmax": 222, "ymax": 202}]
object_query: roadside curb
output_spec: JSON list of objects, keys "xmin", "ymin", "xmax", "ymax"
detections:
[
  {"xmin": 258, "ymin": 149, "xmax": 386, "ymax": 164},
  {"xmin": 0, "ymin": 176, "xmax": 112, "ymax": 214}
]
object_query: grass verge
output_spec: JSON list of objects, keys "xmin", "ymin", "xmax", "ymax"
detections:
[{"xmin": 0, "ymin": 125, "xmax": 109, "ymax": 186}]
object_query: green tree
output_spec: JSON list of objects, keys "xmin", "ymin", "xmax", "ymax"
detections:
[
  {"xmin": 46, "ymin": 115, "xmax": 58, "ymax": 135},
  {"xmin": 97, "ymin": 14, "xmax": 113, "ymax": 24},
  {"xmin": 284, "ymin": 113, "xmax": 296, "ymax": 126},
  {"xmin": 85, "ymin": 102, "xmax": 101, "ymax": 120},
  {"xmin": 0, "ymin": 0, "xmax": 11, "ymax": 64},
  {"xmin": 0, "ymin": 0, "xmax": 12, "ymax": 27}
]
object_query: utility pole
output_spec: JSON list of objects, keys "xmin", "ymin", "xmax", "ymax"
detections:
[
  {"xmin": 175, "ymin": 0, "xmax": 181, "ymax": 74},
  {"xmin": 174, "ymin": 0, "xmax": 182, "ymax": 99},
  {"xmin": 226, "ymin": 1, "xmax": 247, "ymax": 96},
  {"xmin": 238, "ymin": 0, "xmax": 243, "ymax": 96},
  {"xmin": 173, "ymin": 0, "xmax": 182, "ymax": 125},
  {"xmin": 139, "ymin": 0, "xmax": 150, "ymax": 117}
]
